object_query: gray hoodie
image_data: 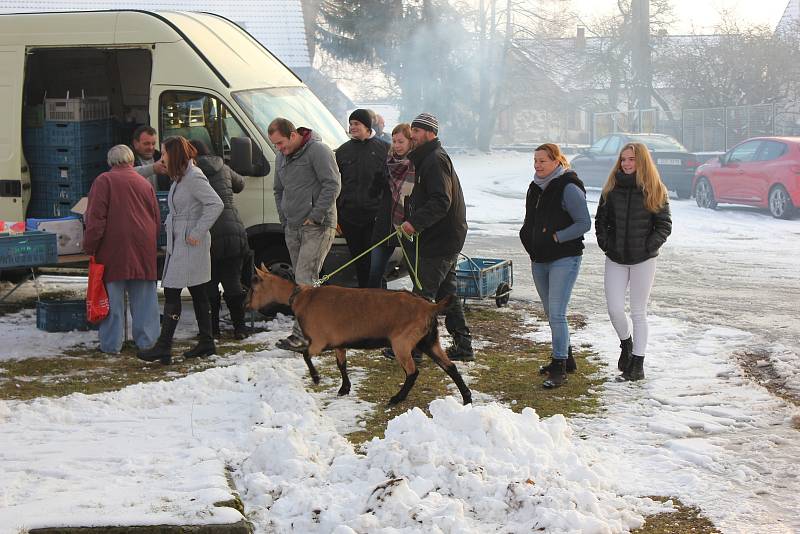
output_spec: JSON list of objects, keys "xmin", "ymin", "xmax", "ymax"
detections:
[{"xmin": 273, "ymin": 128, "xmax": 341, "ymax": 229}]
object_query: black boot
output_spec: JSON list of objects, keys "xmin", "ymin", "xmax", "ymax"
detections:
[
  {"xmin": 618, "ymin": 355, "xmax": 645, "ymax": 382},
  {"xmin": 208, "ymin": 286, "xmax": 221, "ymax": 339},
  {"xmin": 184, "ymin": 295, "xmax": 216, "ymax": 359},
  {"xmin": 539, "ymin": 346, "xmax": 577, "ymax": 375},
  {"xmin": 138, "ymin": 306, "xmax": 179, "ymax": 365},
  {"xmin": 224, "ymin": 292, "xmax": 251, "ymax": 340},
  {"xmin": 618, "ymin": 337, "xmax": 633, "ymax": 372},
  {"xmin": 543, "ymin": 358, "xmax": 567, "ymax": 388}
]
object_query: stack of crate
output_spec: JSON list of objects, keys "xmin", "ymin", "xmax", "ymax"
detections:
[{"xmin": 24, "ymin": 96, "xmax": 112, "ymax": 218}]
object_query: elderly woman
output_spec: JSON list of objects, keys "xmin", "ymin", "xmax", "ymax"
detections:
[
  {"xmin": 138, "ymin": 136, "xmax": 223, "ymax": 364},
  {"xmin": 83, "ymin": 145, "xmax": 162, "ymax": 354}
]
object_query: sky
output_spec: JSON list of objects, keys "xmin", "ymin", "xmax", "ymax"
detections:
[{"xmin": 571, "ymin": 0, "xmax": 791, "ymax": 33}]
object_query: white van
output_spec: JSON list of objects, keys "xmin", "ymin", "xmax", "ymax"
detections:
[{"xmin": 0, "ymin": 10, "xmax": 356, "ymax": 280}]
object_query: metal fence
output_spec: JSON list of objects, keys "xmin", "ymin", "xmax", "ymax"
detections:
[{"xmin": 592, "ymin": 102, "xmax": 800, "ymax": 153}]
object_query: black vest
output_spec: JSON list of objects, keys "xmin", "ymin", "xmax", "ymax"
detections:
[{"xmin": 520, "ymin": 171, "xmax": 585, "ymax": 263}]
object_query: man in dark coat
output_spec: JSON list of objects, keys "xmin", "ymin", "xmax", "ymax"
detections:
[
  {"xmin": 336, "ymin": 108, "xmax": 390, "ymax": 287},
  {"xmin": 83, "ymin": 145, "xmax": 161, "ymax": 354},
  {"xmin": 401, "ymin": 113, "xmax": 474, "ymax": 361},
  {"xmin": 132, "ymin": 125, "xmax": 170, "ymax": 191}
]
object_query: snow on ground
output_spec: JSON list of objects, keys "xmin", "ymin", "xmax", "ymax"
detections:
[{"xmin": 0, "ymin": 150, "xmax": 798, "ymax": 532}]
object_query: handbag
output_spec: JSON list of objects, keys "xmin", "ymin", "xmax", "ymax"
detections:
[{"xmin": 86, "ymin": 255, "xmax": 110, "ymax": 324}]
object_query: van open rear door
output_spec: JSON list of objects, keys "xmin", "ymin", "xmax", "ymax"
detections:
[{"xmin": 0, "ymin": 46, "xmax": 25, "ymax": 221}]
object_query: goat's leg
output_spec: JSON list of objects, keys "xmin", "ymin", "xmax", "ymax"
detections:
[
  {"xmin": 388, "ymin": 339, "xmax": 419, "ymax": 405},
  {"xmin": 302, "ymin": 351, "xmax": 320, "ymax": 384},
  {"xmin": 335, "ymin": 348, "xmax": 351, "ymax": 396},
  {"xmin": 424, "ymin": 342, "xmax": 473, "ymax": 405}
]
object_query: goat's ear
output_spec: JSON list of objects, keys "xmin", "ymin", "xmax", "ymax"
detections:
[{"xmin": 255, "ymin": 264, "xmax": 268, "ymax": 278}]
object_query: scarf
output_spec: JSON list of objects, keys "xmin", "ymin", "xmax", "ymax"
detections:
[
  {"xmin": 386, "ymin": 153, "xmax": 415, "ymax": 226},
  {"xmin": 533, "ymin": 164, "xmax": 566, "ymax": 190}
]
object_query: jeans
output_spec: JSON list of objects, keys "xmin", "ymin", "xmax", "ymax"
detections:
[
  {"xmin": 284, "ymin": 224, "xmax": 335, "ymax": 339},
  {"xmin": 414, "ymin": 253, "xmax": 471, "ymax": 349},
  {"xmin": 604, "ymin": 257, "xmax": 657, "ymax": 357},
  {"xmin": 339, "ymin": 218, "xmax": 375, "ymax": 288},
  {"xmin": 531, "ymin": 255, "xmax": 582, "ymax": 359},
  {"xmin": 367, "ymin": 246, "xmax": 394, "ymax": 288},
  {"xmin": 99, "ymin": 280, "xmax": 160, "ymax": 353}
]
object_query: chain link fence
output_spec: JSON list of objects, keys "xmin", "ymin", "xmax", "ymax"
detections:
[{"xmin": 592, "ymin": 102, "xmax": 800, "ymax": 153}]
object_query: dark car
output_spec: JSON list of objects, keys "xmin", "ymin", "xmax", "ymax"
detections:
[
  {"xmin": 570, "ymin": 133, "xmax": 700, "ymax": 198},
  {"xmin": 693, "ymin": 136, "xmax": 800, "ymax": 219}
]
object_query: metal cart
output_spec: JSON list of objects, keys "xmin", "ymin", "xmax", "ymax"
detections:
[{"xmin": 455, "ymin": 255, "xmax": 513, "ymax": 307}]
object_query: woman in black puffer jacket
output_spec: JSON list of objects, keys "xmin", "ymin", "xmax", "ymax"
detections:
[
  {"xmin": 595, "ymin": 142, "xmax": 672, "ymax": 382},
  {"xmin": 190, "ymin": 140, "xmax": 252, "ymax": 340}
]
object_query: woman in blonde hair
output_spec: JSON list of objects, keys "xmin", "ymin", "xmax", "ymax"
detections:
[
  {"xmin": 595, "ymin": 142, "xmax": 672, "ymax": 381},
  {"xmin": 520, "ymin": 143, "xmax": 591, "ymax": 389}
]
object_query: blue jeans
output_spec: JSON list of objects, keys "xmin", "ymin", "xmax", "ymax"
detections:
[
  {"xmin": 531, "ymin": 256, "xmax": 582, "ymax": 359},
  {"xmin": 367, "ymin": 246, "xmax": 394, "ymax": 288},
  {"xmin": 99, "ymin": 280, "xmax": 160, "ymax": 353}
]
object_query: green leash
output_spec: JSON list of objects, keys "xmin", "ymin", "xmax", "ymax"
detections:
[{"xmin": 314, "ymin": 228, "xmax": 422, "ymax": 289}]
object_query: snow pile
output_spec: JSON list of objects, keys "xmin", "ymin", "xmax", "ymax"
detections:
[{"xmin": 238, "ymin": 396, "xmax": 662, "ymax": 532}]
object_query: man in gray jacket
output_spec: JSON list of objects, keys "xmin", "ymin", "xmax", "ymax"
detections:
[{"xmin": 268, "ymin": 117, "xmax": 341, "ymax": 352}]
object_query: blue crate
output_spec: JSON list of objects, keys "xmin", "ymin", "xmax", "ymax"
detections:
[
  {"xmin": 27, "ymin": 198, "xmax": 81, "ymax": 219},
  {"xmin": 30, "ymin": 182, "xmax": 90, "ymax": 203},
  {"xmin": 455, "ymin": 257, "xmax": 513, "ymax": 301},
  {"xmin": 157, "ymin": 191, "xmax": 169, "ymax": 247},
  {"xmin": 23, "ymin": 126, "xmax": 45, "ymax": 146},
  {"xmin": 30, "ymin": 161, "xmax": 106, "ymax": 186},
  {"xmin": 36, "ymin": 299, "xmax": 98, "ymax": 332},
  {"xmin": 43, "ymin": 119, "xmax": 112, "ymax": 147},
  {"xmin": 0, "ymin": 230, "xmax": 58, "ymax": 268},
  {"xmin": 25, "ymin": 144, "xmax": 106, "ymax": 167}
]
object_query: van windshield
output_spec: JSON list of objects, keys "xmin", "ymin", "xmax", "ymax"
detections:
[{"xmin": 233, "ymin": 87, "xmax": 348, "ymax": 150}]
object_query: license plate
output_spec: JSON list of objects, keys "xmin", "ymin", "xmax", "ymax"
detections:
[{"xmin": 657, "ymin": 158, "xmax": 681, "ymax": 165}]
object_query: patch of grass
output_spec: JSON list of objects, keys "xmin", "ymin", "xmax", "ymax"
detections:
[
  {"xmin": 309, "ymin": 303, "xmax": 605, "ymax": 446},
  {"xmin": 634, "ymin": 497, "xmax": 721, "ymax": 534},
  {"xmin": 0, "ymin": 337, "xmax": 265, "ymax": 401}
]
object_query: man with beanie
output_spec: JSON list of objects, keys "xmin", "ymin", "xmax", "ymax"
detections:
[
  {"xmin": 335, "ymin": 108, "xmax": 390, "ymax": 287},
  {"xmin": 401, "ymin": 112, "xmax": 474, "ymax": 361}
]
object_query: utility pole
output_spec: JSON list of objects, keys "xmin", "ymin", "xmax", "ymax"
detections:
[{"xmin": 630, "ymin": 0, "xmax": 651, "ymax": 110}]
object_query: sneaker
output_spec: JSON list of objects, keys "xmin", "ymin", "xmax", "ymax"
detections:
[
  {"xmin": 446, "ymin": 345, "xmax": 475, "ymax": 362},
  {"xmin": 276, "ymin": 334, "xmax": 308, "ymax": 353}
]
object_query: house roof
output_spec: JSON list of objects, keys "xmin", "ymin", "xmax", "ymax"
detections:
[{"xmin": 0, "ymin": 0, "xmax": 311, "ymax": 68}]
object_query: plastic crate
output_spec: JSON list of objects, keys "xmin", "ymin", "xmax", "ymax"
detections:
[
  {"xmin": 23, "ymin": 105, "xmax": 44, "ymax": 128},
  {"xmin": 30, "ymin": 161, "xmax": 105, "ymax": 187},
  {"xmin": 43, "ymin": 119, "xmax": 112, "ymax": 147},
  {"xmin": 0, "ymin": 230, "xmax": 57, "ymax": 268},
  {"xmin": 157, "ymin": 191, "xmax": 169, "ymax": 247},
  {"xmin": 455, "ymin": 257, "xmax": 513, "ymax": 300},
  {"xmin": 26, "ymin": 199, "xmax": 78, "ymax": 219},
  {"xmin": 45, "ymin": 97, "xmax": 109, "ymax": 122},
  {"xmin": 23, "ymin": 126, "xmax": 45, "ymax": 147},
  {"xmin": 30, "ymin": 181, "xmax": 91, "ymax": 202},
  {"xmin": 26, "ymin": 144, "xmax": 106, "ymax": 167},
  {"xmin": 36, "ymin": 299, "xmax": 97, "ymax": 332}
]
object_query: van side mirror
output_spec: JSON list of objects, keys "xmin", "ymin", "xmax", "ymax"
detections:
[{"xmin": 231, "ymin": 137, "xmax": 270, "ymax": 177}]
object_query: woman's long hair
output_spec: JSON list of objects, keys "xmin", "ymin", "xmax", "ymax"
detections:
[
  {"xmin": 534, "ymin": 143, "xmax": 570, "ymax": 169},
  {"xmin": 602, "ymin": 142, "xmax": 668, "ymax": 213},
  {"xmin": 162, "ymin": 136, "xmax": 197, "ymax": 182}
]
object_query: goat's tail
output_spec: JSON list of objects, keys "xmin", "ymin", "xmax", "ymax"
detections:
[{"xmin": 434, "ymin": 295, "xmax": 454, "ymax": 314}]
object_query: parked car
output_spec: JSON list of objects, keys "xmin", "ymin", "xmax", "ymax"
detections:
[
  {"xmin": 693, "ymin": 137, "xmax": 800, "ymax": 219},
  {"xmin": 570, "ymin": 133, "xmax": 699, "ymax": 198}
]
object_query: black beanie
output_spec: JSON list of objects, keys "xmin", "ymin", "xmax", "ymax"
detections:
[
  {"xmin": 411, "ymin": 112, "xmax": 439, "ymax": 135},
  {"xmin": 348, "ymin": 109, "xmax": 372, "ymax": 131}
]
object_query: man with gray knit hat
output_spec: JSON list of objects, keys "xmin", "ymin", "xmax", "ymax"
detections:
[
  {"xmin": 336, "ymin": 108, "xmax": 390, "ymax": 287},
  {"xmin": 401, "ymin": 112, "xmax": 474, "ymax": 361}
]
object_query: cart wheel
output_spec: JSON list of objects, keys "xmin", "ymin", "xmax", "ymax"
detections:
[{"xmin": 495, "ymin": 282, "xmax": 511, "ymax": 307}]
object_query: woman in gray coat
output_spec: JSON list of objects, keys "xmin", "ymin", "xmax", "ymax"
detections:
[{"xmin": 138, "ymin": 136, "xmax": 223, "ymax": 364}]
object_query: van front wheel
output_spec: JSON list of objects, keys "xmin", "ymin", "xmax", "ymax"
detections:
[{"xmin": 253, "ymin": 244, "xmax": 294, "ymax": 317}]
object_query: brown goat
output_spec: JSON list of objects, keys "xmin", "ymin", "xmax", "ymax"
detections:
[{"xmin": 246, "ymin": 267, "xmax": 472, "ymax": 406}]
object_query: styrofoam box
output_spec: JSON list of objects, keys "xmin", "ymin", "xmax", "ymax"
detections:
[{"xmin": 26, "ymin": 215, "xmax": 84, "ymax": 255}]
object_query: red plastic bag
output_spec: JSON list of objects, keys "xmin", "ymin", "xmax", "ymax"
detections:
[{"xmin": 86, "ymin": 256, "xmax": 109, "ymax": 324}]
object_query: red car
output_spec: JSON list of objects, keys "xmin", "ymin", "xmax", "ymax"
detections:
[{"xmin": 693, "ymin": 137, "xmax": 800, "ymax": 219}]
